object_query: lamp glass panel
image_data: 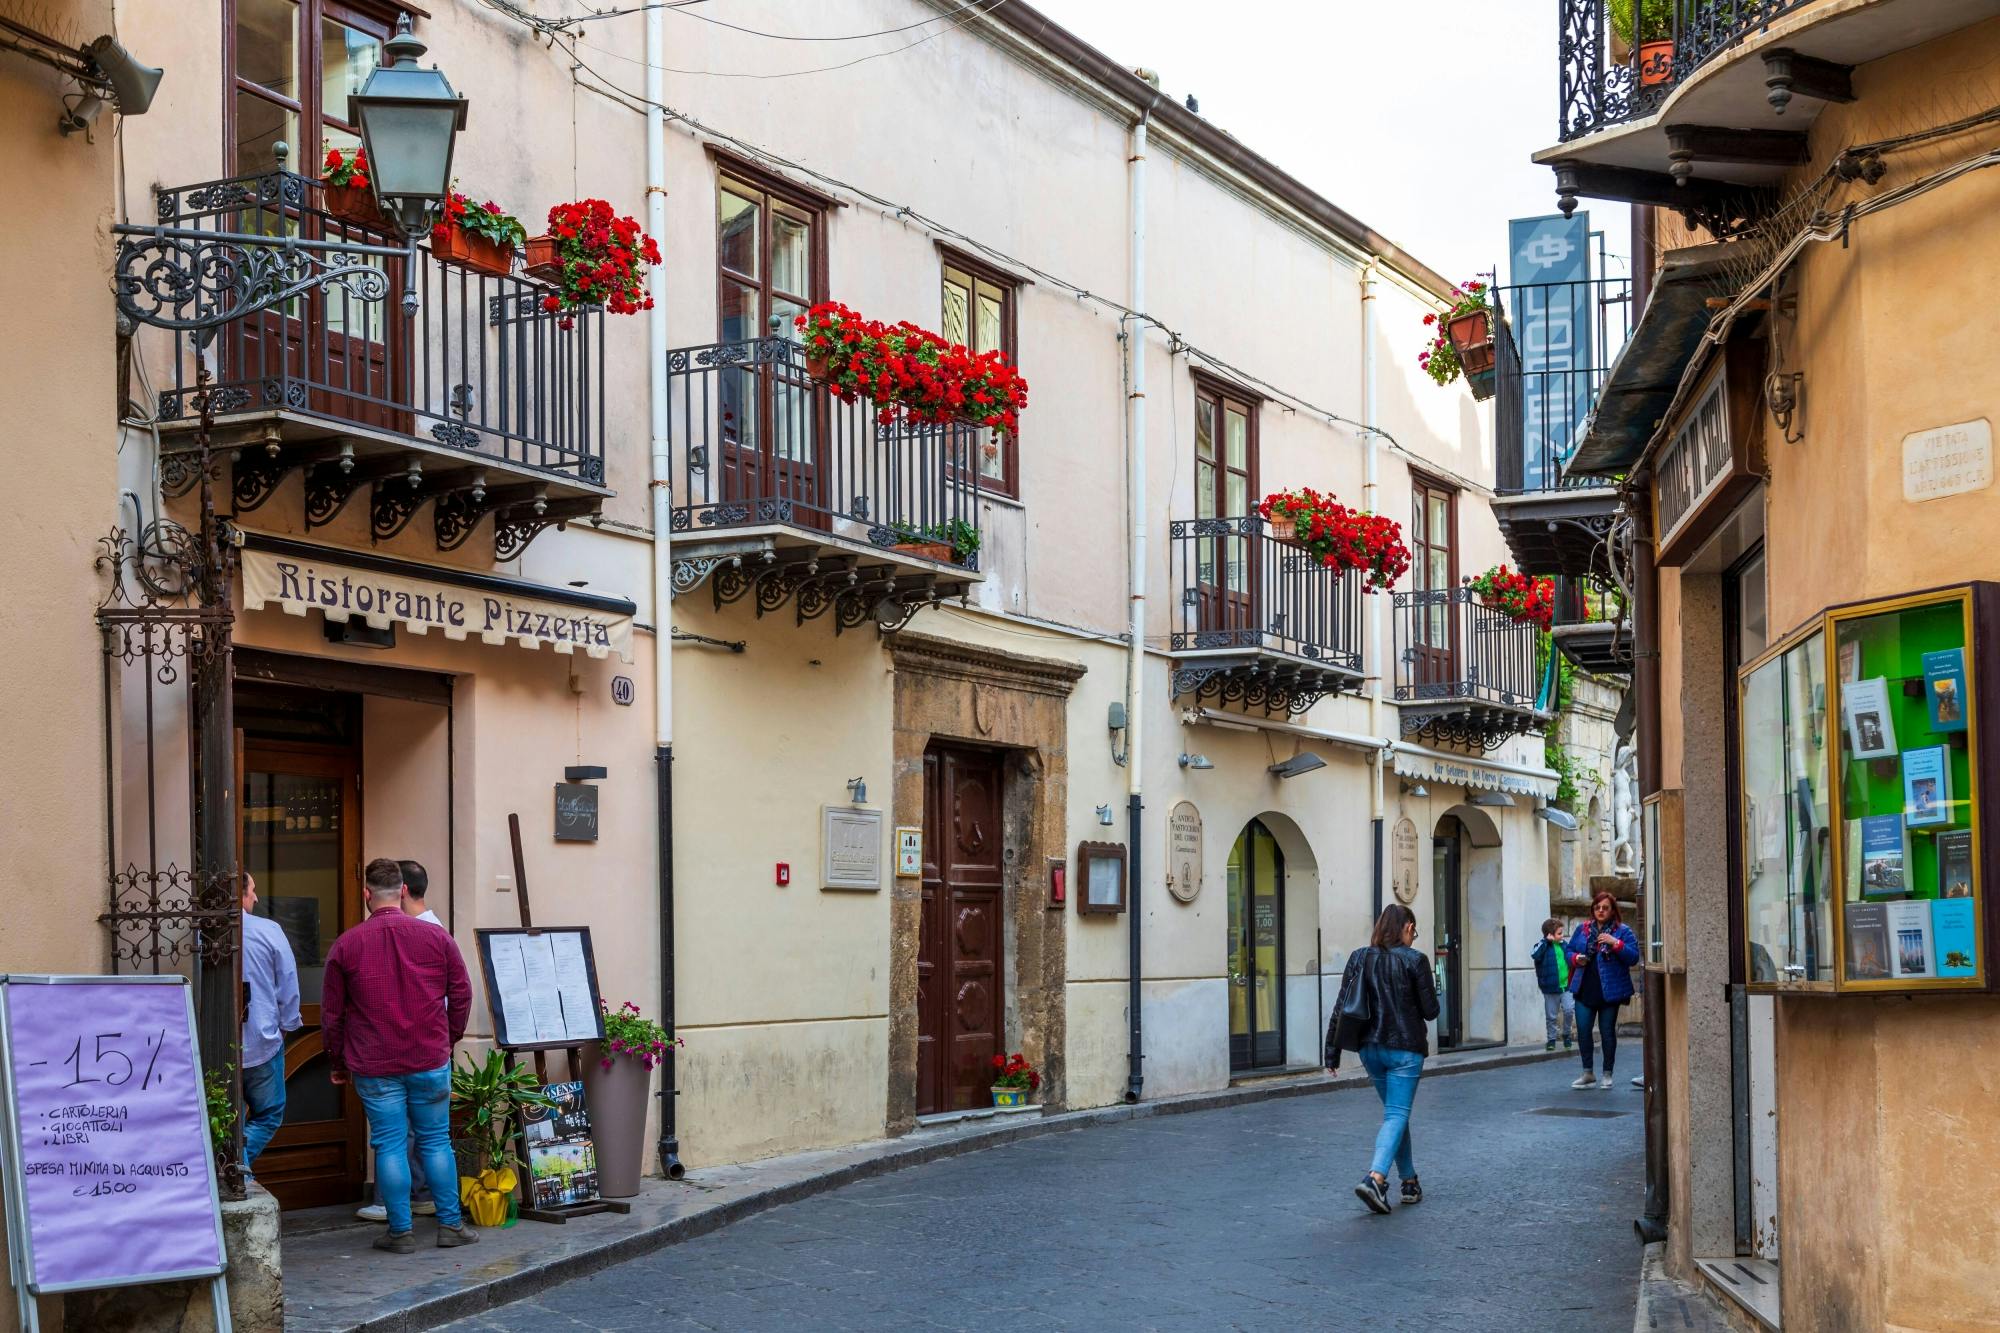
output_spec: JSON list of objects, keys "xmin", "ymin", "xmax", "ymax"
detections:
[{"xmin": 357, "ymin": 102, "xmax": 456, "ymax": 199}]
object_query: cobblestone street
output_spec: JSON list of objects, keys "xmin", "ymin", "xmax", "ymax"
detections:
[{"xmin": 444, "ymin": 1060, "xmax": 1644, "ymax": 1332}]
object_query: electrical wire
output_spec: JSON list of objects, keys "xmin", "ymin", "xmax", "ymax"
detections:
[{"xmin": 565, "ymin": 0, "xmax": 1010, "ymax": 80}]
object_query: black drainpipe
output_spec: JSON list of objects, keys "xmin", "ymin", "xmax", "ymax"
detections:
[
  {"xmin": 656, "ymin": 743, "xmax": 684, "ymax": 1179},
  {"xmin": 1371, "ymin": 813, "xmax": 1384, "ymax": 921},
  {"xmin": 1124, "ymin": 793, "xmax": 1144, "ymax": 1103}
]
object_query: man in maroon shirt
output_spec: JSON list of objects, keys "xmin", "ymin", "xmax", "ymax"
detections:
[{"xmin": 324, "ymin": 858, "xmax": 477, "ymax": 1251}]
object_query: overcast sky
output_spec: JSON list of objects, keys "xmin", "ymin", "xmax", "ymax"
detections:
[{"xmin": 1032, "ymin": 0, "xmax": 1632, "ymax": 284}]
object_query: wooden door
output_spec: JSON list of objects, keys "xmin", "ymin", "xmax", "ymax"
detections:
[
  {"xmin": 917, "ymin": 745, "xmax": 1006, "ymax": 1116},
  {"xmin": 1195, "ymin": 386, "xmax": 1258, "ymax": 639},
  {"xmin": 239, "ymin": 741, "xmax": 368, "ymax": 1209}
]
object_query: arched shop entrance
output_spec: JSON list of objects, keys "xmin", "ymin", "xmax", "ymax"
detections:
[
  {"xmin": 1432, "ymin": 804, "xmax": 1503, "ymax": 1051},
  {"xmin": 1227, "ymin": 818, "xmax": 1287, "ymax": 1071}
]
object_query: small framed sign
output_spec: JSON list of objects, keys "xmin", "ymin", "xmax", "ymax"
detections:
[
  {"xmin": 1075, "ymin": 841, "xmax": 1128, "ymax": 915},
  {"xmin": 895, "ymin": 826, "xmax": 923, "ymax": 877},
  {"xmin": 823, "ymin": 806, "xmax": 884, "ymax": 891},
  {"xmin": 554, "ymin": 783, "xmax": 599, "ymax": 842}
]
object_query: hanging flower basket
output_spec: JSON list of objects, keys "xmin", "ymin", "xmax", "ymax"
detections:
[
  {"xmin": 795, "ymin": 301, "xmax": 1028, "ymax": 437},
  {"xmin": 320, "ymin": 147, "xmax": 386, "ymax": 230},
  {"xmin": 524, "ymin": 235, "xmax": 563, "ymax": 281},
  {"xmin": 529, "ymin": 199, "xmax": 661, "ymax": 328},
  {"xmin": 1258, "ymin": 488, "xmax": 1411, "ymax": 592},
  {"xmin": 1468, "ymin": 565, "xmax": 1555, "ymax": 631},
  {"xmin": 431, "ymin": 192, "xmax": 525, "ymax": 277},
  {"xmin": 1420, "ymin": 280, "xmax": 1496, "ymax": 400}
]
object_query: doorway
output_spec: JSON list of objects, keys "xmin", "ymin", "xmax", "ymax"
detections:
[
  {"xmin": 916, "ymin": 743, "xmax": 1007, "ymax": 1115},
  {"xmin": 1432, "ymin": 816, "xmax": 1465, "ymax": 1050},
  {"xmin": 1227, "ymin": 819, "xmax": 1286, "ymax": 1071},
  {"xmin": 236, "ymin": 682, "xmax": 367, "ymax": 1209}
]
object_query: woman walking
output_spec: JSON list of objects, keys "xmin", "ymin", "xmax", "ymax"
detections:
[
  {"xmin": 1568, "ymin": 890, "xmax": 1640, "ymax": 1089},
  {"xmin": 1326, "ymin": 904, "xmax": 1440, "ymax": 1214}
]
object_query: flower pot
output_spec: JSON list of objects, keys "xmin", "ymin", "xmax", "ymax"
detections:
[
  {"xmin": 805, "ymin": 351, "xmax": 831, "ymax": 381},
  {"xmin": 1637, "ymin": 39, "xmax": 1675, "ymax": 86},
  {"xmin": 580, "ymin": 1042, "xmax": 651, "ymax": 1199},
  {"xmin": 322, "ymin": 183, "xmax": 385, "ymax": 231},
  {"xmin": 524, "ymin": 234, "xmax": 565, "ymax": 282},
  {"xmin": 893, "ymin": 541, "xmax": 954, "ymax": 564},
  {"xmin": 991, "ymin": 1086, "xmax": 1030, "ymax": 1109},
  {"xmin": 432, "ymin": 225, "xmax": 516, "ymax": 277}
]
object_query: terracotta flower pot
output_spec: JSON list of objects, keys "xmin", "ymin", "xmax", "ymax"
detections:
[
  {"xmin": 893, "ymin": 541, "xmax": 954, "ymax": 564},
  {"xmin": 579, "ymin": 1043, "xmax": 651, "ymax": 1199},
  {"xmin": 524, "ymin": 234, "xmax": 565, "ymax": 282},
  {"xmin": 322, "ymin": 182, "xmax": 385, "ymax": 231},
  {"xmin": 1637, "ymin": 39, "xmax": 1675, "ymax": 86},
  {"xmin": 431, "ymin": 225, "xmax": 516, "ymax": 277},
  {"xmin": 805, "ymin": 351, "xmax": 831, "ymax": 380}
]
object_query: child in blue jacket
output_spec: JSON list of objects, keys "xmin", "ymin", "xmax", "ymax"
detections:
[{"xmin": 1529, "ymin": 918, "xmax": 1573, "ymax": 1052}]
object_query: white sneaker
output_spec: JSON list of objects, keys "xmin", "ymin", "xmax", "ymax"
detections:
[
  {"xmin": 1571, "ymin": 1072, "xmax": 1596, "ymax": 1089},
  {"xmin": 1599, "ymin": 1074, "xmax": 1615, "ymax": 1090},
  {"xmin": 414, "ymin": 1200, "xmax": 437, "ymax": 1215},
  {"xmin": 356, "ymin": 1201, "xmax": 435, "ymax": 1221}
]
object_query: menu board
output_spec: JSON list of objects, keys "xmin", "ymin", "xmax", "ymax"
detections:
[
  {"xmin": 522, "ymin": 1081, "xmax": 599, "ymax": 1208},
  {"xmin": 475, "ymin": 929, "xmax": 606, "ymax": 1051},
  {"xmin": 0, "ymin": 976, "xmax": 226, "ymax": 1296}
]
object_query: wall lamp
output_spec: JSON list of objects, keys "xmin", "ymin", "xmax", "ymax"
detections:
[
  {"xmin": 1400, "ymin": 780, "xmax": 1430, "ymax": 798},
  {"xmin": 1536, "ymin": 804, "xmax": 1580, "ymax": 831},
  {"xmin": 845, "ymin": 777, "xmax": 867, "ymax": 805},
  {"xmin": 0, "ymin": 21, "xmax": 163, "ymax": 136},
  {"xmin": 1095, "ymin": 804, "xmax": 1115, "ymax": 826},
  {"xmin": 1179, "ymin": 753, "xmax": 1213, "ymax": 770},
  {"xmin": 1268, "ymin": 753, "xmax": 1327, "ymax": 781},
  {"xmin": 1467, "ymin": 790, "xmax": 1516, "ymax": 808}
]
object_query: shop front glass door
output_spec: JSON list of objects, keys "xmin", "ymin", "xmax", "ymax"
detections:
[
  {"xmin": 1227, "ymin": 820, "xmax": 1285, "ymax": 1070},
  {"xmin": 1432, "ymin": 823, "xmax": 1464, "ymax": 1049}
]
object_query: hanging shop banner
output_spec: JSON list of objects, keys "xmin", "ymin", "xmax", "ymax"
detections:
[
  {"xmin": 1508, "ymin": 212, "xmax": 1594, "ymax": 489},
  {"xmin": 1391, "ymin": 744, "xmax": 1558, "ymax": 800},
  {"xmin": 0, "ymin": 976, "xmax": 227, "ymax": 1298},
  {"xmin": 242, "ymin": 546, "xmax": 635, "ymax": 662}
]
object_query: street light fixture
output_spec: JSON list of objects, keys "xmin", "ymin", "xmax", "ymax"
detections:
[{"xmin": 349, "ymin": 14, "xmax": 466, "ymax": 241}]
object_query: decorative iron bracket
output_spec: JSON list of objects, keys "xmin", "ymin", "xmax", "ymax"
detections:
[{"xmin": 112, "ymin": 223, "xmax": 415, "ymax": 330}]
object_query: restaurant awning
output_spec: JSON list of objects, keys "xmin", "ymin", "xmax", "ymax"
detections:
[{"xmin": 1390, "ymin": 742, "xmax": 1559, "ymax": 801}]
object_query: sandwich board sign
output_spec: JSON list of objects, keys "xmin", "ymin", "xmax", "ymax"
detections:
[{"xmin": 0, "ymin": 975, "xmax": 230, "ymax": 1332}]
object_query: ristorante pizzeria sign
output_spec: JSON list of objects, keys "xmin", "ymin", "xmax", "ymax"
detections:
[{"xmin": 242, "ymin": 546, "xmax": 635, "ymax": 662}]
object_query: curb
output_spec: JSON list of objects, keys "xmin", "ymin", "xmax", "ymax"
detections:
[{"xmin": 318, "ymin": 1047, "xmax": 1563, "ymax": 1333}]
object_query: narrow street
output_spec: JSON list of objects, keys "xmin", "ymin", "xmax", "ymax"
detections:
[{"xmin": 444, "ymin": 1061, "xmax": 1644, "ymax": 1332}]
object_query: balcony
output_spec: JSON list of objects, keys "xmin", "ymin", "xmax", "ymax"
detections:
[
  {"xmin": 1167, "ymin": 518, "xmax": 1365, "ymax": 716},
  {"xmin": 665, "ymin": 338, "xmax": 982, "ymax": 633},
  {"xmin": 1490, "ymin": 277, "xmax": 1630, "ymax": 579},
  {"xmin": 1393, "ymin": 589, "xmax": 1551, "ymax": 750},
  {"xmin": 137, "ymin": 171, "xmax": 609, "ymax": 559},
  {"xmin": 1551, "ymin": 575, "xmax": 1635, "ymax": 674},
  {"xmin": 1544, "ymin": 0, "xmax": 2000, "ymax": 225}
]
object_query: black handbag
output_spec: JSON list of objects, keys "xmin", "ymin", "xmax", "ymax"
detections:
[{"xmin": 1324, "ymin": 948, "xmax": 1376, "ymax": 1067}]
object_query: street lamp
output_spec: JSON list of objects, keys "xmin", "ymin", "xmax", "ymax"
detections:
[{"xmin": 349, "ymin": 14, "xmax": 466, "ymax": 241}]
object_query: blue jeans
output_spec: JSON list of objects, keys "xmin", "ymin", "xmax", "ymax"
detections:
[
  {"xmin": 1577, "ymin": 998, "xmax": 1622, "ymax": 1074},
  {"xmin": 354, "ymin": 1064, "xmax": 461, "ymax": 1232},
  {"xmin": 241, "ymin": 1056, "xmax": 287, "ymax": 1171},
  {"xmin": 1358, "ymin": 1044, "xmax": 1424, "ymax": 1180}
]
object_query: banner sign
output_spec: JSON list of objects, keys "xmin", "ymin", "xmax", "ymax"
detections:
[
  {"xmin": 1508, "ymin": 213, "xmax": 1596, "ymax": 489},
  {"xmin": 0, "ymin": 976, "xmax": 226, "ymax": 1297},
  {"xmin": 1392, "ymin": 745, "xmax": 1558, "ymax": 800},
  {"xmin": 243, "ymin": 546, "xmax": 635, "ymax": 662}
]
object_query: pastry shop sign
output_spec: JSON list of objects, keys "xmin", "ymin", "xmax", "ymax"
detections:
[{"xmin": 243, "ymin": 547, "xmax": 634, "ymax": 662}]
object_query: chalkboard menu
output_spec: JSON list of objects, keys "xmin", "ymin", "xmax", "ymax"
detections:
[
  {"xmin": 0, "ymin": 975, "xmax": 227, "ymax": 1304},
  {"xmin": 522, "ymin": 1081, "xmax": 599, "ymax": 1208}
]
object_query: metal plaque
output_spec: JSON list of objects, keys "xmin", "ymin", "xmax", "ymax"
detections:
[{"xmin": 1167, "ymin": 802, "xmax": 1203, "ymax": 903}]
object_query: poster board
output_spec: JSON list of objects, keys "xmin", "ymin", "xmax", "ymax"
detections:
[
  {"xmin": 0, "ymin": 975, "xmax": 229, "ymax": 1330},
  {"xmin": 475, "ymin": 929, "xmax": 607, "ymax": 1052},
  {"xmin": 521, "ymin": 1081, "xmax": 599, "ymax": 1208}
]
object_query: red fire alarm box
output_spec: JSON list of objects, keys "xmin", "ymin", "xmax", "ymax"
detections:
[
  {"xmin": 775, "ymin": 862, "xmax": 791, "ymax": 887},
  {"xmin": 1049, "ymin": 860, "xmax": 1066, "ymax": 908}
]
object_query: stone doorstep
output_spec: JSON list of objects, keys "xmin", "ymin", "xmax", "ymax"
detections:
[
  {"xmin": 1634, "ymin": 1243, "xmax": 1739, "ymax": 1333},
  {"xmin": 281, "ymin": 1045, "xmax": 1566, "ymax": 1333}
]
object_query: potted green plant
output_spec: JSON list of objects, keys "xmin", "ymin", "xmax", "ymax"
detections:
[
  {"xmin": 887, "ymin": 517, "xmax": 980, "ymax": 566},
  {"xmin": 320, "ymin": 145, "xmax": 385, "ymax": 230},
  {"xmin": 450, "ymin": 1050, "xmax": 554, "ymax": 1227},
  {"xmin": 432, "ymin": 191, "xmax": 527, "ymax": 277},
  {"xmin": 989, "ymin": 1051, "xmax": 1040, "ymax": 1109},
  {"xmin": 1608, "ymin": 0, "xmax": 1675, "ymax": 84},
  {"xmin": 580, "ymin": 1001, "xmax": 678, "ymax": 1199}
]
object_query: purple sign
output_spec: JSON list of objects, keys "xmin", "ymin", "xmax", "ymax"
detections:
[{"xmin": 2, "ymin": 979, "xmax": 225, "ymax": 1292}]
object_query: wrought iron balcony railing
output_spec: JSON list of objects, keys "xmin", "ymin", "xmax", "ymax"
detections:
[
  {"xmin": 1559, "ymin": 0, "xmax": 1816, "ymax": 142},
  {"xmin": 1551, "ymin": 574, "xmax": 1636, "ymax": 673},
  {"xmin": 665, "ymin": 338, "xmax": 983, "ymax": 570},
  {"xmin": 137, "ymin": 170, "xmax": 606, "ymax": 488},
  {"xmin": 1493, "ymin": 276, "xmax": 1633, "ymax": 495},
  {"xmin": 1167, "ymin": 517, "xmax": 1365, "ymax": 715},
  {"xmin": 1393, "ymin": 588, "xmax": 1549, "ymax": 749}
]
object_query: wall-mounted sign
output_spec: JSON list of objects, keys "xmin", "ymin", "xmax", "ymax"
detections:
[
  {"xmin": 1903, "ymin": 419, "xmax": 1992, "ymax": 503},
  {"xmin": 554, "ymin": 783, "xmax": 599, "ymax": 842},
  {"xmin": 895, "ymin": 826, "xmax": 923, "ymax": 878},
  {"xmin": 1391, "ymin": 745, "xmax": 1558, "ymax": 800},
  {"xmin": 1075, "ymin": 841, "xmax": 1128, "ymax": 916},
  {"xmin": 822, "ymin": 807, "xmax": 883, "ymax": 891},
  {"xmin": 1166, "ymin": 802, "xmax": 1203, "ymax": 903},
  {"xmin": 1653, "ymin": 341, "xmax": 1767, "ymax": 568},
  {"xmin": 610, "ymin": 675, "xmax": 636, "ymax": 706},
  {"xmin": 1392, "ymin": 817, "xmax": 1421, "ymax": 905}
]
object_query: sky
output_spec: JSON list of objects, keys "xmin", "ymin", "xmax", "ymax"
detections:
[{"xmin": 1030, "ymin": 0, "xmax": 1633, "ymax": 285}]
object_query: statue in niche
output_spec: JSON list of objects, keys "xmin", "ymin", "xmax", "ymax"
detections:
[{"xmin": 1611, "ymin": 742, "xmax": 1639, "ymax": 877}]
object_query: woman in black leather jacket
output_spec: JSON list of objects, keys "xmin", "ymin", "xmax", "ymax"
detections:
[{"xmin": 1327, "ymin": 903, "xmax": 1441, "ymax": 1214}]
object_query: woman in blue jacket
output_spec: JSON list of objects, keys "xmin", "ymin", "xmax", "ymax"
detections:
[{"xmin": 1568, "ymin": 890, "xmax": 1640, "ymax": 1090}]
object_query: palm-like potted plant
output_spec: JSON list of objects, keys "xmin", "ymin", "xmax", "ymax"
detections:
[
  {"xmin": 1609, "ymin": 0, "xmax": 1675, "ymax": 84},
  {"xmin": 450, "ymin": 1050, "xmax": 554, "ymax": 1227},
  {"xmin": 432, "ymin": 191, "xmax": 527, "ymax": 277}
]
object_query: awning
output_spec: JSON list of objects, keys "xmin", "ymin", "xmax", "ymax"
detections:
[
  {"xmin": 239, "ymin": 534, "xmax": 636, "ymax": 663},
  {"xmin": 1391, "ymin": 742, "xmax": 1558, "ymax": 800}
]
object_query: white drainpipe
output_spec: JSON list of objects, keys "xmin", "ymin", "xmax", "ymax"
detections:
[
  {"xmin": 1123, "ymin": 99, "xmax": 1157, "ymax": 1105},
  {"xmin": 1360, "ymin": 257, "xmax": 1386, "ymax": 920}
]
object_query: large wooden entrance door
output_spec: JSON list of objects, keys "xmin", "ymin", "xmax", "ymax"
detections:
[
  {"xmin": 917, "ymin": 745, "xmax": 1006, "ymax": 1116},
  {"xmin": 239, "ymin": 737, "xmax": 368, "ymax": 1209}
]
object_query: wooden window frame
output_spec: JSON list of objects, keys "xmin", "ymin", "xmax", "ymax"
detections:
[
  {"xmin": 1409, "ymin": 471, "xmax": 1459, "ymax": 595},
  {"xmin": 1192, "ymin": 373, "xmax": 1262, "ymax": 518},
  {"xmin": 939, "ymin": 245, "xmax": 1022, "ymax": 498},
  {"xmin": 1074, "ymin": 841, "xmax": 1128, "ymax": 916},
  {"xmin": 714, "ymin": 156, "xmax": 828, "ymax": 344},
  {"xmin": 223, "ymin": 0, "xmax": 404, "ymax": 177}
]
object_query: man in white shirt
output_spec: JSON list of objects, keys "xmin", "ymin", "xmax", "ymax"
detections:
[
  {"xmin": 399, "ymin": 859, "xmax": 444, "ymax": 928},
  {"xmin": 357, "ymin": 859, "xmax": 450, "ymax": 1222},
  {"xmin": 240, "ymin": 873, "xmax": 303, "ymax": 1179}
]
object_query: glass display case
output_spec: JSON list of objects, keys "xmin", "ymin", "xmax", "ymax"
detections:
[{"xmin": 1739, "ymin": 584, "xmax": 1993, "ymax": 994}]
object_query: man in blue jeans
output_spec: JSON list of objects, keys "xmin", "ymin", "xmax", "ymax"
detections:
[
  {"xmin": 323, "ymin": 858, "xmax": 475, "ymax": 1252},
  {"xmin": 240, "ymin": 872, "xmax": 301, "ymax": 1177}
]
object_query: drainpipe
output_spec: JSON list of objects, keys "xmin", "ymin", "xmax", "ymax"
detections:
[
  {"xmin": 1124, "ymin": 97, "xmax": 1158, "ymax": 1105},
  {"xmin": 645, "ymin": 3, "xmax": 684, "ymax": 1181},
  {"xmin": 1359, "ymin": 257, "xmax": 1386, "ymax": 924}
]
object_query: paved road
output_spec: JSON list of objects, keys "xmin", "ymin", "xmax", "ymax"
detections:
[{"xmin": 445, "ymin": 1059, "xmax": 1644, "ymax": 1333}]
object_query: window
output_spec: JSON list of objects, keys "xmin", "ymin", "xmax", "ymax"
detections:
[
  {"xmin": 940, "ymin": 252, "xmax": 1019, "ymax": 495},
  {"xmin": 717, "ymin": 169, "xmax": 823, "ymax": 343},
  {"xmin": 1411, "ymin": 476, "xmax": 1457, "ymax": 666},
  {"xmin": 1193, "ymin": 381, "xmax": 1258, "ymax": 633},
  {"xmin": 228, "ymin": 0, "xmax": 390, "ymax": 177}
]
